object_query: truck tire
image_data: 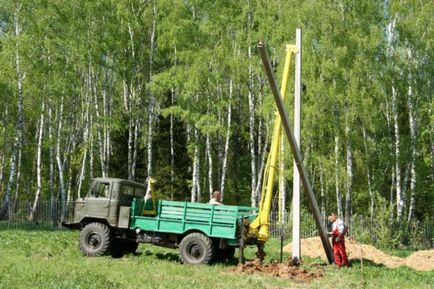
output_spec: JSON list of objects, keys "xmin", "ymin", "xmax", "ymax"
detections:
[
  {"xmin": 79, "ymin": 222, "xmax": 111, "ymax": 257},
  {"xmin": 179, "ymin": 232, "xmax": 214, "ymax": 265}
]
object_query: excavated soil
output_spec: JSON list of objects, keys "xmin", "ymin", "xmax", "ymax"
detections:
[
  {"xmin": 283, "ymin": 237, "xmax": 434, "ymax": 271},
  {"xmin": 405, "ymin": 250, "xmax": 434, "ymax": 271},
  {"xmin": 231, "ymin": 259, "xmax": 323, "ymax": 281}
]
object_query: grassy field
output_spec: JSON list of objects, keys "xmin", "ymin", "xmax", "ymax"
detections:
[{"xmin": 0, "ymin": 230, "xmax": 432, "ymax": 289}]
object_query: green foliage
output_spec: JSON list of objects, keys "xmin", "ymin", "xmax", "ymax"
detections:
[
  {"xmin": 372, "ymin": 196, "xmax": 397, "ymax": 249},
  {"xmin": 0, "ymin": 0, "xmax": 433, "ymax": 229}
]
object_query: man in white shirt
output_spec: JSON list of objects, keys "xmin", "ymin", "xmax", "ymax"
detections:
[
  {"xmin": 328, "ymin": 212, "xmax": 350, "ymax": 267},
  {"xmin": 209, "ymin": 191, "xmax": 223, "ymax": 205}
]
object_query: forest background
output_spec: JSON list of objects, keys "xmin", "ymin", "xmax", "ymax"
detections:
[{"xmin": 0, "ymin": 0, "xmax": 432, "ymax": 247}]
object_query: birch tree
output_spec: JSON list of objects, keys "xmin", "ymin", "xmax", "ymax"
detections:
[
  {"xmin": 0, "ymin": 3, "xmax": 24, "ymax": 219},
  {"xmin": 28, "ymin": 101, "xmax": 45, "ymax": 222}
]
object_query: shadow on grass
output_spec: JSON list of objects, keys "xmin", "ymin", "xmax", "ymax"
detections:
[
  {"xmin": 153, "ymin": 252, "xmax": 241, "ymax": 266},
  {"xmin": 349, "ymin": 258, "xmax": 385, "ymax": 268},
  {"xmin": 155, "ymin": 252, "xmax": 180, "ymax": 262},
  {"xmin": 111, "ymin": 249, "xmax": 143, "ymax": 259}
]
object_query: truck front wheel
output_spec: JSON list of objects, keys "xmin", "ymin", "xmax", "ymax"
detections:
[
  {"xmin": 79, "ymin": 222, "xmax": 111, "ymax": 257},
  {"xmin": 179, "ymin": 232, "xmax": 214, "ymax": 264}
]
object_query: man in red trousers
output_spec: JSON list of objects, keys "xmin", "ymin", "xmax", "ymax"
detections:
[{"xmin": 328, "ymin": 212, "xmax": 350, "ymax": 267}]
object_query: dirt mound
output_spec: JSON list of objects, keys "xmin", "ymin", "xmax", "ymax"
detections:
[
  {"xmin": 283, "ymin": 237, "xmax": 434, "ymax": 271},
  {"xmin": 231, "ymin": 259, "xmax": 323, "ymax": 281},
  {"xmin": 405, "ymin": 250, "xmax": 434, "ymax": 271}
]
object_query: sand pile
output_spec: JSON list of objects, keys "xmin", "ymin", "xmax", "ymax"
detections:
[
  {"xmin": 283, "ymin": 237, "xmax": 434, "ymax": 271},
  {"xmin": 232, "ymin": 259, "xmax": 323, "ymax": 281},
  {"xmin": 405, "ymin": 250, "xmax": 434, "ymax": 271}
]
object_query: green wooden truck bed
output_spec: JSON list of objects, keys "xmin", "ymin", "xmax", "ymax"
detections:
[{"xmin": 130, "ymin": 199, "xmax": 257, "ymax": 243}]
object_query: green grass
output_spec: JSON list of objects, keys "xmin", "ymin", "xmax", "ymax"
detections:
[{"xmin": 0, "ymin": 230, "xmax": 432, "ymax": 289}]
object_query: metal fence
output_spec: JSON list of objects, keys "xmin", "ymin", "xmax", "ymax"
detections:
[
  {"xmin": 269, "ymin": 212, "xmax": 434, "ymax": 250},
  {"xmin": 1, "ymin": 201, "xmax": 432, "ymax": 249},
  {"xmin": 0, "ymin": 201, "xmax": 75, "ymax": 230}
]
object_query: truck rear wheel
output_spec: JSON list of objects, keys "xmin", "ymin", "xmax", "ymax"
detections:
[
  {"xmin": 79, "ymin": 222, "xmax": 111, "ymax": 257},
  {"xmin": 179, "ymin": 232, "xmax": 214, "ymax": 265}
]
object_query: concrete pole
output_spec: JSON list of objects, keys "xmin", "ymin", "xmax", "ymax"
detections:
[{"xmin": 292, "ymin": 28, "xmax": 302, "ymax": 263}]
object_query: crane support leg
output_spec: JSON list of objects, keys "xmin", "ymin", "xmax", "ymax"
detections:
[{"xmin": 257, "ymin": 42, "xmax": 334, "ymax": 264}]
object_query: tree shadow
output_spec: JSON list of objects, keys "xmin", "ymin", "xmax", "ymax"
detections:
[
  {"xmin": 211, "ymin": 257, "xmax": 240, "ymax": 266},
  {"xmin": 111, "ymin": 249, "xmax": 141, "ymax": 259},
  {"xmin": 155, "ymin": 252, "xmax": 180, "ymax": 262},
  {"xmin": 349, "ymin": 258, "xmax": 385, "ymax": 268}
]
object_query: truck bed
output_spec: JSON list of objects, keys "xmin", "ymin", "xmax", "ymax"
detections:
[{"xmin": 129, "ymin": 199, "xmax": 257, "ymax": 241}]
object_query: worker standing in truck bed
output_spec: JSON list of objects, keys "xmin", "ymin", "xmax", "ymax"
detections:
[
  {"xmin": 328, "ymin": 212, "xmax": 350, "ymax": 267},
  {"xmin": 209, "ymin": 191, "xmax": 223, "ymax": 205}
]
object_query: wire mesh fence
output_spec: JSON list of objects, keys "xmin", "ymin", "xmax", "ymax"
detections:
[
  {"xmin": 1, "ymin": 201, "xmax": 432, "ymax": 249},
  {"xmin": 0, "ymin": 201, "xmax": 74, "ymax": 230},
  {"xmin": 269, "ymin": 211, "xmax": 434, "ymax": 250}
]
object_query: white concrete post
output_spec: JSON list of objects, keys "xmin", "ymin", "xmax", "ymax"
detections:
[{"xmin": 292, "ymin": 28, "xmax": 302, "ymax": 262}]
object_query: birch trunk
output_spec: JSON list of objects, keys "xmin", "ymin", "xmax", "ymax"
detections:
[
  {"xmin": 254, "ymin": 128, "xmax": 270, "ymax": 202},
  {"xmin": 390, "ymin": 167, "xmax": 395, "ymax": 222},
  {"xmin": 407, "ymin": 56, "xmax": 417, "ymax": 223},
  {"xmin": 385, "ymin": 96, "xmax": 395, "ymax": 221},
  {"xmin": 0, "ymin": 5, "xmax": 23, "ymax": 219},
  {"xmin": 48, "ymin": 104, "xmax": 57, "ymax": 225},
  {"xmin": 320, "ymin": 163, "xmax": 325, "ymax": 220},
  {"xmin": 92, "ymin": 75, "xmax": 106, "ymax": 178},
  {"xmin": 362, "ymin": 127, "xmax": 374, "ymax": 219},
  {"xmin": 0, "ymin": 109, "xmax": 7, "ymax": 195},
  {"xmin": 102, "ymin": 70, "xmax": 111, "ymax": 177},
  {"xmin": 56, "ymin": 97, "xmax": 67, "ymax": 223},
  {"xmin": 392, "ymin": 85, "xmax": 404, "ymax": 220},
  {"xmin": 248, "ymin": 46, "xmax": 257, "ymax": 207},
  {"xmin": 246, "ymin": 0, "xmax": 257, "ymax": 206},
  {"xmin": 77, "ymin": 94, "xmax": 90, "ymax": 198},
  {"xmin": 345, "ymin": 124, "xmax": 353, "ymax": 226},
  {"xmin": 89, "ymin": 101, "xmax": 94, "ymax": 180},
  {"xmin": 169, "ymin": 45, "xmax": 177, "ymax": 200},
  {"xmin": 146, "ymin": 0, "xmax": 157, "ymax": 182},
  {"xmin": 429, "ymin": 80, "xmax": 434, "ymax": 180},
  {"xmin": 127, "ymin": 104, "xmax": 134, "ymax": 179},
  {"xmin": 335, "ymin": 135, "xmax": 343, "ymax": 219},
  {"xmin": 191, "ymin": 128, "xmax": 200, "ymax": 202},
  {"xmin": 10, "ymin": 148, "xmax": 21, "ymax": 217},
  {"xmin": 132, "ymin": 116, "xmax": 140, "ymax": 180},
  {"xmin": 125, "ymin": 80, "xmax": 134, "ymax": 180},
  {"xmin": 220, "ymin": 80, "xmax": 232, "ymax": 200},
  {"xmin": 126, "ymin": 24, "xmax": 135, "ymax": 180},
  {"xmin": 170, "ymin": 87, "xmax": 175, "ymax": 200},
  {"xmin": 386, "ymin": 13, "xmax": 404, "ymax": 221},
  {"xmin": 28, "ymin": 102, "xmax": 45, "ymax": 221},
  {"xmin": 206, "ymin": 133, "xmax": 213, "ymax": 200}
]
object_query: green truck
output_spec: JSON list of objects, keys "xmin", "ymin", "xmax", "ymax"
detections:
[{"xmin": 63, "ymin": 178, "xmax": 257, "ymax": 264}]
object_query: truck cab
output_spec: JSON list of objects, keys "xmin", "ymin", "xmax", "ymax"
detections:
[{"xmin": 70, "ymin": 178, "xmax": 152, "ymax": 228}]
